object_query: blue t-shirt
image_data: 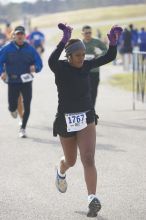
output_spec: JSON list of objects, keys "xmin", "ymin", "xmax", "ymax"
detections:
[{"xmin": 29, "ymin": 31, "xmax": 45, "ymax": 47}]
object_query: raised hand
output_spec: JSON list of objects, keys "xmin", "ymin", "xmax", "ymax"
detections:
[
  {"xmin": 107, "ymin": 25, "xmax": 123, "ymax": 46},
  {"xmin": 58, "ymin": 23, "xmax": 73, "ymax": 44},
  {"xmin": 58, "ymin": 23, "xmax": 67, "ymax": 31}
]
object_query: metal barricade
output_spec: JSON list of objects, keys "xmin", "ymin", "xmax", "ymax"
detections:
[{"xmin": 132, "ymin": 51, "xmax": 146, "ymax": 110}]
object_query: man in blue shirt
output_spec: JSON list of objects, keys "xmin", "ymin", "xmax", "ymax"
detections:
[{"xmin": 0, "ymin": 26, "xmax": 43, "ymax": 138}]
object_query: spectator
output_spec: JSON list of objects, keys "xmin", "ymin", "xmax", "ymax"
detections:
[
  {"xmin": 138, "ymin": 27, "xmax": 146, "ymax": 52},
  {"xmin": 120, "ymin": 28, "xmax": 132, "ymax": 70}
]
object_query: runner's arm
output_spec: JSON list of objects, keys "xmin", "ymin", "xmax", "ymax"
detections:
[
  {"xmin": 48, "ymin": 41, "xmax": 65, "ymax": 73},
  {"xmin": 0, "ymin": 48, "xmax": 7, "ymax": 76},
  {"xmin": 33, "ymin": 49, "xmax": 43, "ymax": 73},
  {"xmin": 88, "ymin": 45, "xmax": 117, "ymax": 68},
  {"xmin": 48, "ymin": 23, "xmax": 72, "ymax": 73}
]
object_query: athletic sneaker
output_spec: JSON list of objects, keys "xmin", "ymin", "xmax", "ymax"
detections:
[
  {"xmin": 87, "ymin": 197, "xmax": 101, "ymax": 217},
  {"xmin": 19, "ymin": 129, "xmax": 27, "ymax": 138},
  {"xmin": 10, "ymin": 110, "xmax": 18, "ymax": 118},
  {"xmin": 55, "ymin": 168, "xmax": 67, "ymax": 193}
]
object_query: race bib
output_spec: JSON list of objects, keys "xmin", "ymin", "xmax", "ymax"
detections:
[
  {"xmin": 85, "ymin": 54, "xmax": 95, "ymax": 60},
  {"xmin": 94, "ymin": 47, "xmax": 103, "ymax": 55},
  {"xmin": 65, "ymin": 112, "xmax": 87, "ymax": 132},
  {"xmin": 33, "ymin": 35, "xmax": 40, "ymax": 40},
  {"xmin": 21, "ymin": 73, "xmax": 33, "ymax": 83}
]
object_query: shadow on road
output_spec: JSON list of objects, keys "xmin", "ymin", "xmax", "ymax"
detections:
[
  {"xmin": 28, "ymin": 125, "xmax": 52, "ymax": 132},
  {"xmin": 75, "ymin": 211, "xmax": 108, "ymax": 220},
  {"xmin": 28, "ymin": 137, "xmax": 50, "ymax": 144},
  {"xmin": 96, "ymin": 143, "xmax": 126, "ymax": 152},
  {"xmin": 116, "ymin": 109, "xmax": 146, "ymax": 112},
  {"xmin": 28, "ymin": 137, "xmax": 59, "ymax": 145},
  {"xmin": 100, "ymin": 121, "xmax": 146, "ymax": 131}
]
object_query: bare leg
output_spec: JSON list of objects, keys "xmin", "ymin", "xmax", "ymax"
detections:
[
  {"xmin": 77, "ymin": 123, "xmax": 97, "ymax": 195},
  {"xmin": 59, "ymin": 135, "xmax": 78, "ymax": 174},
  {"xmin": 17, "ymin": 95, "xmax": 24, "ymax": 119}
]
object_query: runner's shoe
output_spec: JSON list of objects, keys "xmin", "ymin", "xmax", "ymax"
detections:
[
  {"xmin": 19, "ymin": 120, "xmax": 22, "ymax": 126},
  {"xmin": 10, "ymin": 110, "xmax": 18, "ymax": 118},
  {"xmin": 55, "ymin": 167, "xmax": 67, "ymax": 193},
  {"xmin": 19, "ymin": 129, "xmax": 27, "ymax": 138},
  {"xmin": 87, "ymin": 197, "xmax": 101, "ymax": 217}
]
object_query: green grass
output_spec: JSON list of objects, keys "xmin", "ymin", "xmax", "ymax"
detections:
[
  {"xmin": 30, "ymin": 4, "xmax": 146, "ymax": 28},
  {"xmin": 109, "ymin": 73, "xmax": 133, "ymax": 91}
]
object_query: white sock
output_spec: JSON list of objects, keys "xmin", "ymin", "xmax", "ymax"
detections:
[
  {"xmin": 57, "ymin": 168, "xmax": 66, "ymax": 178},
  {"xmin": 88, "ymin": 194, "xmax": 97, "ymax": 204},
  {"xmin": 57, "ymin": 156, "xmax": 66, "ymax": 178}
]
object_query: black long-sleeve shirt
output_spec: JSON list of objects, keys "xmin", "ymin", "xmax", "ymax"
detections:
[{"xmin": 48, "ymin": 41, "xmax": 117, "ymax": 113}]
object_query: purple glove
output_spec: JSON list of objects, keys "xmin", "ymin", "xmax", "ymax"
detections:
[
  {"xmin": 58, "ymin": 23, "xmax": 72, "ymax": 44},
  {"xmin": 107, "ymin": 26, "xmax": 123, "ymax": 46}
]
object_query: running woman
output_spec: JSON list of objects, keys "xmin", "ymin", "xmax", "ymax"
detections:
[
  {"xmin": 0, "ymin": 26, "xmax": 43, "ymax": 138},
  {"xmin": 48, "ymin": 23, "xmax": 122, "ymax": 217}
]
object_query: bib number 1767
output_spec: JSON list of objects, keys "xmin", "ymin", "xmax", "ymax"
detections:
[{"xmin": 65, "ymin": 112, "xmax": 87, "ymax": 132}]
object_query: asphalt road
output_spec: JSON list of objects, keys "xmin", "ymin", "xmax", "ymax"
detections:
[{"xmin": 0, "ymin": 42, "xmax": 146, "ymax": 220}]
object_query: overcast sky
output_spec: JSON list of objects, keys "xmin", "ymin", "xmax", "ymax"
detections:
[{"xmin": 0, "ymin": 0, "xmax": 37, "ymax": 4}]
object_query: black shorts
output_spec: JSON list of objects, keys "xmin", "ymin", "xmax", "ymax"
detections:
[{"xmin": 53, "ymin": 109, "xmax": 99, "ymax": 138}]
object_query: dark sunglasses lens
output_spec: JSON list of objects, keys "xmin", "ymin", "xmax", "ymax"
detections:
[{"xmin": 84, "ymin": 32, "xmax": 91, "ymax": 35}]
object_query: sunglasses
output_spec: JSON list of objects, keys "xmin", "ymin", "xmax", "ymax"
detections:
[
  {"xmin": 84, "ymin": 32, "xmax": 92, "ymax": 35},
  {"xmin": 16, "ymin": 32, "xmax": 25, "ymax": 35}
]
